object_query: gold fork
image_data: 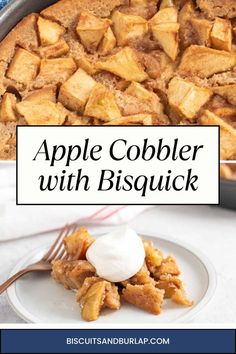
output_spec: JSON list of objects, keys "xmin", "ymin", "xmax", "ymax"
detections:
[{"xmin": 0, "ymin": 223, "xmax": 79, "ymax": 295}]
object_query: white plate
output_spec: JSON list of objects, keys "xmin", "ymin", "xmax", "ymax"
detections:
[{"xmin": 7, "ymin": 233, "xmax": 217, "ymax": 325}]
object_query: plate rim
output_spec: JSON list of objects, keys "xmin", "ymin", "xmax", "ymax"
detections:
[{"xmin": 6, "ymin": 232, "xmax": 217, "ymax": 325}]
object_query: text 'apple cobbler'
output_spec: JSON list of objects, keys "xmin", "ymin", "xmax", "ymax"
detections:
[
  {"xmin": 0, "ymin": 0, "xmax": 236, "ymax": 159},
  {"xmin": 51, "ymin": 226, "xmax": 193, "ymax": 321}
]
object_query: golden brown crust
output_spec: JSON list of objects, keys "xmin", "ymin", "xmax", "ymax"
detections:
[
  {"xmin": 1, "ymin": 0, "xmax": 236, "ymax": 159},
  {"xmin": 122, "ymin": 284, "xmax": 164, "ymax": 315},
  {"xmin": 0, "ymin": 14, "xmax": 39, "ymax": 64},
  {"xmin": 197, "ymin": 0, "xmax": 236, "ymax": 19},
  {"xmin": 41, "ymin": 0, "xmax": 127, "ymax": 27}
]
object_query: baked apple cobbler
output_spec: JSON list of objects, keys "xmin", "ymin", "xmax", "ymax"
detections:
[
  {"xmin": 1, "ymin": 0, "xmax": 236, "ymax": 159},
  {"xmin": 51, "ymin": 226, "xmax": 193, "ymax": 321}
]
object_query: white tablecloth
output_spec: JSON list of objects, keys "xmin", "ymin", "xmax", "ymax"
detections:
[{"xmin": 1, "ymin": 205, "xmax": 236, "ymax": 324}]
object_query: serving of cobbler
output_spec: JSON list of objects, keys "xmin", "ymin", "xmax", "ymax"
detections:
[
  {"xmin": 51, "ymin": 227, "xmax": 193, "ymax": 322},
  {"xmin": 0, "ymin": 0, "xmax": 236, "ymax": 160}
]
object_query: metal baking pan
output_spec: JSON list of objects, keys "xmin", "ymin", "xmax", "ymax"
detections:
[
  {"xmin": 220, "ymin": 178, "xmax": 236, "ymax": 210},
  {"xmin": 0, "ymin": 0, "xmax": 236, "ymax": 210},
  {"xmin": 0, "ymin": 0, "xmax": 56, "ymax": 39}
]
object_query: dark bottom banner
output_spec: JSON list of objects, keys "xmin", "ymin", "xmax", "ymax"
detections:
[{"xmin": 0, "ymin": 329, "xmax": 235, "ymax": 354}]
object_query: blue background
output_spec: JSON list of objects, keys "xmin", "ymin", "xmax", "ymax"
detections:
[{"xmin": 1, "ymin": 329, "xmax": 235, "ymax": 353}]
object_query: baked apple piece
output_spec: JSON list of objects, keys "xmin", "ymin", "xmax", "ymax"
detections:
[
  {"xmin": 104, "ymin": 114, "xmax": 154, "ymax": 125},
  {"xmin": 79, "ymin": 280, "xmax": 120, "ymax": 321},
  {"xmin": 39, "ymin": 39, "xmax": 69, "ymax": 59},
  {"xmin": 96, "ymin": 47, "xmax": 148, "ymax": 82},
  {"xmin": 157, "ymin": 274, "xmax": 183, "ymax": 298},
  {"xmin": 151, "ymin": 256, "xmax": 181, "ymax": 280},
  {"xmin": 212, "ymin": 85, "xmax": 236, "ymax": 106},
  {"xmin": 77, "ymin": 57, "xmax": 97, "ymax": 75},
  {"xmin": 122, "ymin": 284, "xmax": 164, "ymax": 315},
  {"xmin": 64, "ymin": 227, "xmax": 95, "ymax": 259},
  {"xmin": 157, "ymin": 274, "xmax": 193, "ymax": 306},
  {"xmin": 178, "ymin": 45, "xmax": 236, "ymax": 78},
  {"xmin": 122, "ymin": 264, "xmax": 155, "ymax": 286},
  {"xmin": 200, "ymin": 110, "xmax": 236, "ymax": 160},
  {"xmin": 171, "ymin": 288, "xmax": 193, "ymax": 306},
  {"xmin": 84, "ymin": 83, "xmax": 121, "ymax": 121},
  {"xmin": 0, "ymin": 93, "xmax": 17, "ymax": 122},
  {"xmin": 160, "ymin": 0, "xmax": 175, "ymax": 9},
  {"xmin": 52, "ymin": 259, "xmax": 96, "ymax": 289},
  {"xmin": 23, "ymin": 86, "xmax": 56, "ymax": 103},
  {"xmin": 7, "ymin": 48, "xmax": 40, "ymax": 85},
  {"xmin": 77, "ymin": 277, "xmax": 120, "ymax": 311},
  {"xmin": 112, "ymin": 10, "xmax": 148, "ymax": 46},
  {"xmin": 58, "ymin": 68, "xmax": 96, "ymax": 112},
  {"xmin": 37, "ymin": 16, "xmax": 65, "ymax": 46},
  {"xmin": 168, "ymin": 77, "xmax": 212, "ymax": 119},
  {"xmin": 150, "ymin": 8, "xmax": 179, "ymax": 61},
  {"xmin": 210, "ymin": 18, "xmax": 232, "ymax": 52},
  {"xmin": 190, "ymin": 18, "xmax": 212, "ymax": 46},
  {"xmin": 98, "ymin": 27, "xmax": 116, "ymax": 56},
  {"xmin": 143, "ymin": 241, "xmax": 163, "ymax": 270},
  {"xmin": 37, "ymin": 58, "xmax": 77, "ymax": 85},
  {"xmin": 16, "ymin": 100, "xmax": 67, "ymax": 125},
  {"xmin": 76, "ymin": 277, "xmax": 102, "ymax": 300},
  {"xmin": 150, "ymin": 7, "xmax": 178, "ymax": 24},
  {"xmin": 151, "ymin": 23, "xmax": 179, "ymax": 61},
  {"xmin": 125, "ymin": 81, "xmax": 164, "ymax": 117},
  {"xmin": 66, "ymin": 261, "xmax": 96, "ymax": 288},
  {"xmin": 76, "ymin": 11, "xmax": 111, "ymax": 53}
]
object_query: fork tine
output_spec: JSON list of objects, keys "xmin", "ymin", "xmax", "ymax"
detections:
[
  {"xmin": 47, "ymin": 237, "xmax": 65, "ymax": 263},
  {"xmin": 43, "ymin": 223, "xmax": 79, "ymax": 263},
  {"xmin": 53, "ymin": 246, "xmax": 67, "ymax": 262},
  {"xmin": 41, "ymin": 226, "xmax": 66, "ymax": 262}
]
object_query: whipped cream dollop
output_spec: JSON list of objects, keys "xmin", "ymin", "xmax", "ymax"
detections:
[{"xmin": 86, "ymin": 226, "xmax": 145, "ymax": 282}]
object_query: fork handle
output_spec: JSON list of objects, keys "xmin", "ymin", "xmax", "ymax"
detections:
[{"xmin": 0, "ymin": 268, "xmax": 31, "ymax": 295}]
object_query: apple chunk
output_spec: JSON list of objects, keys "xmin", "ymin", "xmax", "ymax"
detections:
[
  {"xmin": 200, "ymin": 110, "xmax": 236, "ymax": 160},
  {"xmin": 112, "ymin": 10, "xmax": 148, "ymax": 46},
  {"xmin": 16, "ymin": 100, "xmax": 66, "ymax": 125},
  {"xmin": 84, "ymin": 83, "xmax": 121, "ymax": 121},
  {"xmin": 178, "ymin": 45, "xmax": 236, "ymax": 78},
  {"xmin": 96, "ymin": 47, "xmax": 148, "ymax": 82},
  {"xmin": 37, "ymin": 16, "xmax": 65, "ymax": 46},
  {"xmin": 152, "ymin": 23, "xmax": 179, "ymax": 61},
  {"xmin": 76, "ymin": 11, "xmax": 110, "ymax": 53},
  {"xmin": 190, "ymin": 18, "xmax": 212, "ymax": 46},
  {"xmin": 212, "ymin": 85, "xmax": 236, "ymax": 106},
  {"xmin": 58, "ymin": 68, "xmax": 96, "ymax": 112},
  {"xmin": 39, "ymin": 39, "xmax": 69, "ymax": 59},
  {"xmin": 0, "ymin": 93, "xmax": 17, "ymax": 122},
  {"xmin": 98, "ymin": 27, "xmax": 116, "ymax": 56},
  {"xmin": 7, "ymin": 48, "xmax": 40, "ymax": 84},
  {"xmin": 37, "ymin": 58, "xmax": 77, "ymax": 84},
  {"xmin": 125, "ymin": 81, "xmax": 164, "ymax": 116},
  {"xmin": 168, "ymin": 77, "xmax": 212, "ymax": 119},
  {"xmin": 150, "ymin": 7, "xmax": 178, "ymax": 24},
  {"xmin": 210, "ymin": 18, "xmax": 232, "ymax": 52}
]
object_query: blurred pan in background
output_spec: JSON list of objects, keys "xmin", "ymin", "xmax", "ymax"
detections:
[{"xmin": 220, "ymin": 164, "xmax": 236, "ymax": 210}]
